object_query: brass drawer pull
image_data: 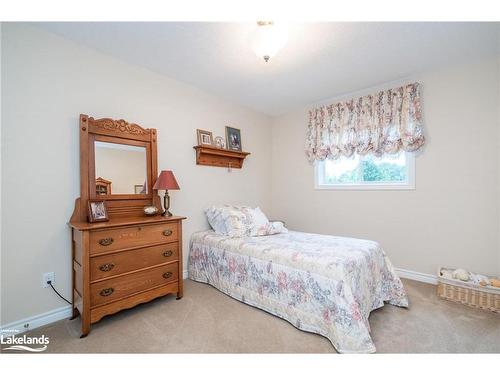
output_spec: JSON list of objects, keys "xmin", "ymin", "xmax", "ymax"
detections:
[
  {"xmin": 99, "ymin": 287, "xmax": 114, "ymax": 297},
  {"xmin": 163, "ymin": 272, "xmax": 173, "ymax": 279},
  {"xmin": 162, "ymin": 229, "xmax": 173, "ymax": 237},
  {"xmin": 99, "ymin": 263, "xmax": 115, "ymax": 272},
  {"xmin": 163, "ymin": 250, "xmax": 173, "ymax": 257},
  {"xmin": 98, "ymin": 237, "xmax": 114, "ymax": 246}
]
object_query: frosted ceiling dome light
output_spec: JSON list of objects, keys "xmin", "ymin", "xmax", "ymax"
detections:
[{"xmin": 251, "ymin": 21, "xmax": 288, "ymax": 62}]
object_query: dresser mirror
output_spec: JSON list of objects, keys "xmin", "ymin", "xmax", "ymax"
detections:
[
  {"xmin": 71, "ymin": 114, "xmax": 161, "ymax": 222},
  {"xmin": 94, "ymin": 141, "xmax": 148, "ymax": 195}
]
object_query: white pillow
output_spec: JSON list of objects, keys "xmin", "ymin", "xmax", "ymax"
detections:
[{"xmin": 250, "ymin": 207, "xmax": 269, "ymax": 227}]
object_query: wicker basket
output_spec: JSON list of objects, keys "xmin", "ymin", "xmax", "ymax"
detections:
[{"xmin": 437, "ymin": 268, "xmax": 500, "ymax": 313}]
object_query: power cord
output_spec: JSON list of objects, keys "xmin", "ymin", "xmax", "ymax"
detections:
[{"xmin": 47, "ymin": 280, "xmax": 71, "ymax": 305}]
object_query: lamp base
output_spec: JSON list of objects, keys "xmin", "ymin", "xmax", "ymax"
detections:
[
  {"xmin": 162, "ymin": 210, "xmax": 173, "ymax": 217},
  {"xmin": 161, "ymin": 190, "xmax": 173, "ymax": 217}
]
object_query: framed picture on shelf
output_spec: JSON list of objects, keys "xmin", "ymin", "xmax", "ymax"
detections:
[
  {"xmin": 197, "ymin": 129, "xmax": 213, "ymax": 146},
  {"xmin": 88, "ymin": 199, "xmax": 109, "ymax": 223},
  {"xmin": 214, "ymin": 136, "xmax": 226, "ymax": 149},
  {"xmin": 225, "ymin": 126, "xmax": 242, "ymax": 151}
]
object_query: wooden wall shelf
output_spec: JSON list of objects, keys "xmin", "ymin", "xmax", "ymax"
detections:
[{"xmin": 193, "ymin": 145, "xmax": 250, "ymax": 169}]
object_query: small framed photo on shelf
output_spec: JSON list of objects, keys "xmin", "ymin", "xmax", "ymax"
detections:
[
  {"xmin": 88, "ymin": 199, "xmax": 109, "ymax": 223},
  {"xmin": 214, "ymin": 136, "xmax": 226, "ymax": 149},
  {"xmin": 225, "ymin": 126, "xmax": 242, "ymax": 151},
  {"xmin": 197, "ymin": 129, "xmax": 213, "ymax": 146}
]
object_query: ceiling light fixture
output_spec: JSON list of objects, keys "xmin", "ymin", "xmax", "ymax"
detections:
[{"xmin": 251, "ymin": 21, "xmax": 288, "ymax": 63}]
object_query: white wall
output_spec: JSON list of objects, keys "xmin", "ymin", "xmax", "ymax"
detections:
[
  {"xmin": 1, "ymin": 24, "xmax": 272, "ymax": 325},
  {"xmin": 271, "ymin": 59, "xmax": 500, "ymax": 277}
]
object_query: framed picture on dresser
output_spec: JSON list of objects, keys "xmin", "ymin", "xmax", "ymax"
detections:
[{"xmin": 87, "ymin": 199, "xmax": 109, "ymax": 223}]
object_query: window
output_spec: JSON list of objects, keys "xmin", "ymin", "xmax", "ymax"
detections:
[{"xmin": 315, "ymin": 151, "xmax": 415, "ymax": 190}]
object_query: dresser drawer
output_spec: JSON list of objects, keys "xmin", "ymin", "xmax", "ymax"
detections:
[
  {"xmin": 89, "ymin": 222, "xmax": 178, "ymax": 254},
  {"xmin": 90, "ymin": 242, "xmax": 179, "ymax": 281},
  {"xmin": 90, "ymin": 263, "xmax": 179, "ymax": 306}
]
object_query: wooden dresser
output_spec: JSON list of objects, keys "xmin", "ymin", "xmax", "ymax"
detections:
[
  {"xmin": 69, "ymin": 215, "xmax": 185, "ymax": 337},
  {"xmin": 69, "ymin": 115, "xmax": 186, "ymax": 337}
]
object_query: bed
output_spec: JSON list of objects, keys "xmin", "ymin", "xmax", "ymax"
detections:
[{"xmin": 188, "ymin": 229, "xmax": 408, "ymax": 353}]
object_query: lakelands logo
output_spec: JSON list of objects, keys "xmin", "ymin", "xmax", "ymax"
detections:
[{"xmin": 1, "ymin": 332, "xmax": 49, "ymax": 352}]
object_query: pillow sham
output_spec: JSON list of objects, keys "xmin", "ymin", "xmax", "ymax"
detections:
[
  {"xmin": 205, "ymin": 205, "xmax": 287, "ymax": 237},
  {"xmin": 238, "ymin": 207, "xmax": 287, "ymax": 236},
  {"xmin": 259, "ymin": 221, "xmax": 288, "ymax": 236},
  {"xmin": 205, "ymin": 205, "xmax": 248, "ymax": 237},
  {"xmin": 237, "ymin": 206, "xmax": 268, "ymax": 235}
]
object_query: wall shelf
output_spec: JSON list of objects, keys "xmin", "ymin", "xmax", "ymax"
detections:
[{"xmin": 193, "ymin": 145, "xmax": 250, "ymax": 169}]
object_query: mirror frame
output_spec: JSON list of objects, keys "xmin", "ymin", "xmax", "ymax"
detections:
[{"xmin": 76, "ymin": 114, "xmax": 160, "ymax": 221}]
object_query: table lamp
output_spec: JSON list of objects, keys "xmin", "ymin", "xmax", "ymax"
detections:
[{"xmin": 153, "ymin": 170, "xmax": 180, "ymax": 216}]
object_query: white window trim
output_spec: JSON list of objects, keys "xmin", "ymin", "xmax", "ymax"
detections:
[{"xmin": 314, "ymin": 152, "xmax": 415, "ymax": 190}]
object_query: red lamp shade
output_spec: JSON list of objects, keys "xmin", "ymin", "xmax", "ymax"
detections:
[{"xmin": 153, "ymin": 170, "xmax": 180, "ymax": 190}]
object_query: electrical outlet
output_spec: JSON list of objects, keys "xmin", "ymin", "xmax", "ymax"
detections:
[{"xmin": 42, "ymin": 272, "xmax": 55, "ymax": 288}]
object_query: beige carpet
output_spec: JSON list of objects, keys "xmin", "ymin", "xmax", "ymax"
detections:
[{"xmin": 3, "ymin": 278, "xmax": 499, "ymax": 353}]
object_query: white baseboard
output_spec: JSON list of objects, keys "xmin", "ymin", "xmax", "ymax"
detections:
[
  {"xmin": 0, "ymin": 305, "xmax": 73, "ymax": 336},
  {"xmin": 1, "ymin": 270, "xmax": 190, "ymax": 335},
  {"xmin": 395, "ymin": 267, "xmax": 437, "ymax": 285}
]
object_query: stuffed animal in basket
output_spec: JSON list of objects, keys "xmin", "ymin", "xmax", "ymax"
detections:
[
  {"xmin": 452, "ymin": 268, "xmax": 470, "ymax": 281},
  {"xmin": 469, "ymin": 272, "xmax": 489, "ymax": 284},
  {"xmin": 442, "ymin": 267, "xmax": 499, "ymax": 288},
  {"xmin": 480, "ymin": 278, "xmax": 500, "ymax": 288}
]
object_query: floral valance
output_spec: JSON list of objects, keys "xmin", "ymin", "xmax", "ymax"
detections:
[{"xmin": 305, "ymin": 82, "xmax": 425, "ymax": 162}]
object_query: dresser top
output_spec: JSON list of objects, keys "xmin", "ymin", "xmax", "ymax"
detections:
[{"xmin": 69, "ymin": 215, "xmax": 186, "ymax": 231}]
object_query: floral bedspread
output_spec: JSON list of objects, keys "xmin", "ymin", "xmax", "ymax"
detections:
[{"xmin": 188, "ymin": 230, "xmax": 408, "ymax": 353}]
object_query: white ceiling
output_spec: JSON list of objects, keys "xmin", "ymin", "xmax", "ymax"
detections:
[{"xmin": 35, "ymin": 22, "xmax": 499, "ymax": 116}]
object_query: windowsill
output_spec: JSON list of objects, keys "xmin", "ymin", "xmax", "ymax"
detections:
[{"xmin": 314, "ymin": 183, "xmax": 415, "ymax": 191}]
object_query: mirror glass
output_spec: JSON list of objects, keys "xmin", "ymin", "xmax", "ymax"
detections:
[{"xmin": 94, "ymin": 141, "xmax": 147, "ymax": 195}]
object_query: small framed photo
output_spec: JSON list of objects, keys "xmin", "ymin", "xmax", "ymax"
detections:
[
  {"xmin": 197, "ymin": 129, "xmax": 213, "ymax": 146},
  {"xmin": 225, "ymin": 126, "xmax": 242, "ymax": 151},
  {"xmin": 88, "ymin": 199, "xmax": 109, "ymax": 223},
  {"xmin": 214, "ymin": 136, "xmax": 226, "ymax": 149}
]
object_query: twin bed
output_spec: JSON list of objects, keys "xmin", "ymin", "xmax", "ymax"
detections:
[{"xmin": 188, "ymin": 229, "xmax": 408, "ymax": 353}]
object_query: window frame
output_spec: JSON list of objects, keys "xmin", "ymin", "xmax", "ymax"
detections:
[{"xmin": 314, "ymin": 152, "xmax": 416, "ymax": 190}]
